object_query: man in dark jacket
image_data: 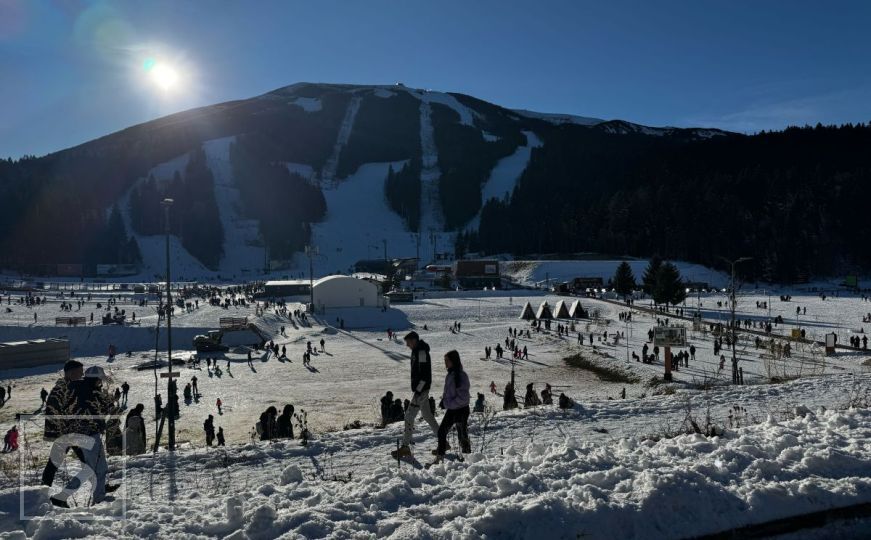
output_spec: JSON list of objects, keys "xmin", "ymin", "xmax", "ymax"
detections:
[
  {"xmin": 391, "ymin": 332, "xmax": 439, "ymax": 458},
  {"xmin": 41, "ymin": 360, "xmax": 84, "ymax": 487}
]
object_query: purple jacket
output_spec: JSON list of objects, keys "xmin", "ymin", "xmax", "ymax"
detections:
[{"xmin": 442, "ymin": 369, "xmax": 470, "ymax": 410}]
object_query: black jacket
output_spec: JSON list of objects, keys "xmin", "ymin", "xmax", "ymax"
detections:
[
  {"xmin": 410, "ymin": 340, "xmax": 432, "ymax": 394},
  {"xmin": 43, "ymin": 378, "xmax": 71, "ymax": 441}
]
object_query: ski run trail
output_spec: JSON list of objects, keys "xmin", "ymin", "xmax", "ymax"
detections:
[{"xmin": 1, "ymin": 289, "xmax": 871, "ymax": 538}]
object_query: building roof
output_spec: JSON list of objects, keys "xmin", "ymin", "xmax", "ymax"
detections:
[
  {"xmin": 264, "ymin": 280, "xmax": 310, "ymax": 287},
  {"xmin": 313, "ymin": 274, "xmax": 377, "ymax": 288}
]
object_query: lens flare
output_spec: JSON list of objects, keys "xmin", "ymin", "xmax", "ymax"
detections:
[{"xmin": 150, "ymin": 63, "xmax": 179, "ymax": 90}]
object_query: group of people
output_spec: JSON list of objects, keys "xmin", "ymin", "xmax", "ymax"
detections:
[{"xmin": 390, "ymin": 332, "xmax": 472, "ymax": 462}]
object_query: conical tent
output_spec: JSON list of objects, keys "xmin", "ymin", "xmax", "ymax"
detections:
[
  {"xmin": 569, "ymin": 300, "xmax": 586, "ymax": 319},
  {"xmin": 554, "ymin": 300, "xmax": 570, "ymax": 318},
  {"xmin": 519, "ymin": 301, "xmax": 536, "ymax": 320},
  {"xmin": 536, "ymin": 301, "xmax": 553, "ymax": 320}
]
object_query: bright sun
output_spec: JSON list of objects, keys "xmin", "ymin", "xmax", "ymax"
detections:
[{"xmin": 144, "ymin": 58, "xmax": 180, "ymax": 91}]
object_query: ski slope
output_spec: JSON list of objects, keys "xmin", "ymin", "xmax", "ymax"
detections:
[
  {"xmin": 418, "ymin": 101, "xmax": 446, "ymax": 242},
  {"xmin": 117, "ymin": 156, "xmax": 216, "ymax": 282},
  {"xmin": 320, "ymin": 95, "xmax": 362, "ymax": 186},
  {"xmin": 466, "ymin": 130, "xmax": 542, "ymax": 230},
  {"xmin": 303, "ymin": 161, "xmax": 421, "ymax": 275},
  {"xmin": 203, "ymin": 137, "xmax": 267, "ymax": 278}
]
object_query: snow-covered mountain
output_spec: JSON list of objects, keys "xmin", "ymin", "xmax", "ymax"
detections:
[{"xmin": 0, "ymin": 82, "xmax": 734, "ymax": 279}]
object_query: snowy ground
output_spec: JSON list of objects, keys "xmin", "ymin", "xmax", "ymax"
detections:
[{"xmin": 1, "ymin": 288, "xmax": 870, "ymax": 537}]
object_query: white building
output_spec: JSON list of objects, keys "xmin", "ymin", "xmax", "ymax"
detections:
[{"xmin": 312, "ymin": 275, "xmax": 385, "ymax": 311}]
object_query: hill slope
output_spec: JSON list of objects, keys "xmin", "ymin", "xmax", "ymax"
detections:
[{"xmin": 5, "ymin": 83, "xmax": 870, "ymax": 282}]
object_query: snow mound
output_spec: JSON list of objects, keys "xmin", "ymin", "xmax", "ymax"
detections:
[{"xmin": 280, "ymin": 464, "xmax": 304, "ymax": 485}]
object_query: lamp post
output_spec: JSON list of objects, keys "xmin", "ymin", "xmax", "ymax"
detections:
[
  {"xmin": 162, "ymin": 198, "xmax": 176, "ymax": 450},
  {"xmin": 305, "ymin": 245, "xmax": 318, "ymax": 311},
  {"xmin": 719, "ymin": 256, "xmax": 752, "ymax": 385}
]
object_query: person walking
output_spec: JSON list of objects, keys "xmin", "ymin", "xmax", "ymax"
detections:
[
  {"xmin": 120, "ymin": 381, "xmax": 130, "ymax": 406},
  {"xmin": 216, "ymin": 398, "xmax": 223, "ymax": 415},
  {"xmin": 190, "ymin": 376, "xmax": 198, "ymax": 397},
  {"xmin": 40, "ymin": 387, "xmax": 48, "ymax": 407},
  {"xmin": 432, "ymin": 350, "xmax": 471, "ymax": 463},
  {"xmin": 391, "ymin": 331, "xmax": 439, "ymax": 459}
]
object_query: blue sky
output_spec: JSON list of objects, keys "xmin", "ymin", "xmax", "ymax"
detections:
[{"xmin": 1, "ymin": 0, "xmax": 870, "ymax": 158}]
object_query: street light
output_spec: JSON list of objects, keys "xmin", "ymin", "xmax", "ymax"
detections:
[
  {"xmin": 718, "ymin": 256, "xmax": 752, "ymax": 385},
  {"xmin": 161, "ymin": 198, "xmax": 176, "ymax": 450}
]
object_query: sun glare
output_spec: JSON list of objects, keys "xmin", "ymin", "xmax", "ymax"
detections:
[{"xmin": 143, "ymin": 58, "xmax": 180, "ymax": 92}]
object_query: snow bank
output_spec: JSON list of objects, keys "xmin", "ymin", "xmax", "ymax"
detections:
[{"xmin": 4, "ymin": 405, "xmax": 869, "ymax": 538}]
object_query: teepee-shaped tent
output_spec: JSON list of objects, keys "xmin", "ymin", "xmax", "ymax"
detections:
[
  {"xmin": 536, "ymin": 301, "xmax": 554, "ymax": 320},
  {"xmin": 569, "ymin": 299, "xmax": 587, "ymax": 319},
  {"xmin": 553, "ymin": 299, "xmax": 570, "ymax": 318},
  {"xmin": 519, "ymin": 301, "xmax": 536, "ymax": 320}
]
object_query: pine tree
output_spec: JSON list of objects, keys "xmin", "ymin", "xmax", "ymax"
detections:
[
  {"xmin": 642, "ymin": 256, "xmax": 662, "ymax": 295},
  {"xmin": 613, "ymin": 261, "xmax": 636, "ymax": 298},
  {"xmin": 653, "ymin": 261, "xmax": 686, "ymax": 308}
]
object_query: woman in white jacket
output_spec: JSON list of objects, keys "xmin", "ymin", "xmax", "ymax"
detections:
[{"xmin": 435, "ymin": 350, "xmax": 471, "ymax": 458}]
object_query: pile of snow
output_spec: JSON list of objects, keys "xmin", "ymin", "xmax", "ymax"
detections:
[{"xmin": 4, "ymin": 397, "xmax": 870, "ymax": 538}]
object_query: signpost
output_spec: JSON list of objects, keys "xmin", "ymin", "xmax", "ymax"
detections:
[{"xmin": 654, "ymin": 326, "xmax": 687, "ymax": 381}]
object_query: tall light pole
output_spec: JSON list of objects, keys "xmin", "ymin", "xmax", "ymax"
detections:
[
  {"xmin": 719, "ymin": 256, "xmax": 752, "ymax": 385},
  {"xmin": 162, "ymin": 198, "xmax": 176, "ymax": 450},
  {"xmin": 305, "ymin": 245, "xmax": 318, "ymax": 311}
]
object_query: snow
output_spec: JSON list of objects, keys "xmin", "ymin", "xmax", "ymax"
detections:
[
  {"xmin": 303, "ymin": 161, "xmax": 420, "ymax": 275},
  {"xmin": 2, "ymin": 372, "xmax": 870, "ymax": 538},
  {"xmin": 288, "ymin": 96, "xmax": 322, "ymax": 112},
  {"xmin": 117, "ymin": 158, "xmax": 216, "ymax": 282},
  {"xmin": 466, "ymin": 130, "xmax": 542, "ymax": 230},
  {"xmin": 502, "ymin": 259, "xmax": 730, "ymax": 289},
  {"xmin": 372, "ymin": 88, "xmax": 395, "ymax": 99},
  {"xmin": 414, "ymin": 90, "xmax": 478, "ymax": 127},
  {"xmin": 481, "ymin": 131, "xmax": 499, "ymax": 142},
  {"xmin": 320, "ymin": 95, "xmax": 362, "ymax": 185},
  {"xmin": 418, "ymin": 101, "xmax": 446, "ymax": 245},
  {"xmin": 283, "ymin": 162, "xmax": 315, "ymax": 181},
  {"xmin": 1, "ymin": 286, "xmax": 871, "ymax": 537},
  {"xmin": 513, "ymin": 109, "xmax": 604, "ymax": 126},
  {"xmin": 203, "ymin": 137, "xmax": 267, "ymax": 278}
]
